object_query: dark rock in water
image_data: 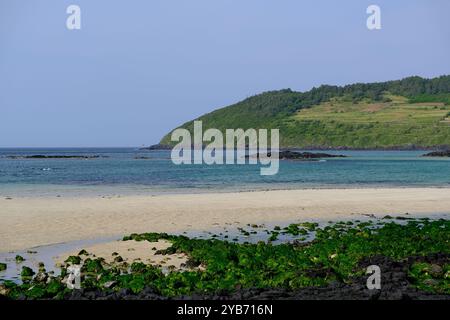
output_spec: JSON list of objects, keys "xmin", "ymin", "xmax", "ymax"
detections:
[
  {"xmin": 0, "ymin": 263, "xmax": 6, "ymax": 271},
  {"xmin": 140, "ymin": 144, "xmax": 172, "ymax": 150},
  {"xmin": 20, "ymin": 266, "xmax": 35, "ymax": 278},
  {"xmin": 6, "ymin": 155, "xmax": 107, "ymax": 159},
  {"xmin": 38, "ymin": 262, "xmax": 46, "ymax": 272},
  {"xmin": 15, "ymin": 255, "xmax": 25, "ymax": 263},
  {"xmin": 78, "ymin": 249, "xmax": 89, "ymax": 256},
  {"xmin": 422, "ymin": 150, "xmax": 450, "ymax": 157},
  {"xmin": 279, "ymin": 151, "xmax": 346, "ymax": 159},
  {"xmin": 247, "ymin": 150, "xmax": 346, "ymax": 160}
]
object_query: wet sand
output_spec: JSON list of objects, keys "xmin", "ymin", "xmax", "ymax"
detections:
[
  {"xmin": 54, "ymin": 239, "xmax": 190, "ymax": 270},
  {"xmin": 1, "ymin": 187, "xmax": 449, "ymax": 252}
]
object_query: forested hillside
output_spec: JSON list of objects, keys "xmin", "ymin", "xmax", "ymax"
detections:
[{"xmin": 160, "ymin": 76, "xmax": 450, "ymax": 149}]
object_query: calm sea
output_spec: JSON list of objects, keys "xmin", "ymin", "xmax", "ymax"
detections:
[{"xmin": 0, "ymin": 148, "xmax": 449, "ymax": 197}]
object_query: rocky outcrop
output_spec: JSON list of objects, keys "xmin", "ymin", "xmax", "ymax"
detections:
[
  {"xmin": 247, "ymin": 150, "xmax": 347, "ymax": 160},
  {"xmin": 139, "ymin": 144, "xmax": 172, "ymax": 150},
  {"xmin": 6, "ymin": 155, "xmax": 107, "ymax": 159},
  {"xmin": 278, "ymin": 151, "xmax": 346, "ymax": 160},
  {"xmin": 422, "ymin": 150, "xmax": 450, "ymax": 157},
  {"xmin": 57, "ymin": 253, "xmax": 449, "ymax": 300}
]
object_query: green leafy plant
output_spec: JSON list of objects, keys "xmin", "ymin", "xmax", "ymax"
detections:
[{"xmin": 3, "ymin": 219, "xmax": 449, "ymax": 299}]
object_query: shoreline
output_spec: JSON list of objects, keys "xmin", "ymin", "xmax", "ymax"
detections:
[
  {"xmin": 2, "ymin": 184, "xmax": 450, "ymax": 200},
  {"xmin": 1, "ymin": 187, "xmax": 450, "ymax": 252}
]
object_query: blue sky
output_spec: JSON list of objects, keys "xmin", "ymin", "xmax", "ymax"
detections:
[{"xmin": 1, "ymin": 0, "xmax": 449, "ymax": 147}]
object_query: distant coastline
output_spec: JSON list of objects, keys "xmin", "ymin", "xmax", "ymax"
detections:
[{"xmin": 142, "ymin": 143, "xmax": 450, "ymax": 152}]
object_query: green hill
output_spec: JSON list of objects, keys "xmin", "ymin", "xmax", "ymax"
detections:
[{"xmin": 160, "ymin": 76, "xmax": 450, "ymax": 149}]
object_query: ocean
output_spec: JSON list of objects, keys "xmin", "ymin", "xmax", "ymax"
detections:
[{"xmin": 0, "ymin": 148, "xmax": 449, "ymax": 197}]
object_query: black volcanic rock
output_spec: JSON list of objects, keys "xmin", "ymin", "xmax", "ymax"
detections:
[
  {"xmin": 60, "ymin": 253, "xmax": 449, "ymax": 300},
  {"xmin": 422, "ymin": 150, "xmax": 450, "ymax": 157},
  {"xmin": 247, "ymin": 150, "xmax": 346, "ymax": 160},
  {"xmin": 140, "ymin": 144, "xmax": 172, "ymax": 150},
  {"xmin": 6, "ymin": 155, "xmax": 106, "ymax": 159},
  {"xmin": 279, "ymin": 151, "xmax": 346, "ymax": 159}
]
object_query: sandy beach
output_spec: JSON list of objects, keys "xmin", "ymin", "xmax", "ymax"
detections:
[
  {"xmin": 53, "ymin": 239, "xmax": 192, "ymax": 271},
  {"xmin": 1, "ymin": 187, "xmax": 449, "ymax": 252}
]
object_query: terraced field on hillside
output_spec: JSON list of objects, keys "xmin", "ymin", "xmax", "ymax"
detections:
[{"xmin": 281, "ymin": 95, "xmax": 450, "ymax": 148}]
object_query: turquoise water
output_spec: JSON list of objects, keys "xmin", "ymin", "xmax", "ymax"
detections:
[{"xmin": 0, "ymin": 148, "xmax": 449, "ymax": 196}]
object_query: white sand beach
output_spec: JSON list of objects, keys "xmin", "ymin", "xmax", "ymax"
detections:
[{"xmin": 1, "ymin": 187, "xmax": 449, "ymax": 252}]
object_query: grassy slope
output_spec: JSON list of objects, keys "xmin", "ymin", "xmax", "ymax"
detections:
[
  {"xmin": 282, "ymin": 95, "xmax": 450, "ymax": 148},
  {"xmin": 160, "ymin": 76, "xmax": 450, "ymax": 149}
]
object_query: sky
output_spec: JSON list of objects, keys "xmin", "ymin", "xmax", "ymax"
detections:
[{"xmin": 0, "ymin": 0, "xmax": 449, "ymax": 147}]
